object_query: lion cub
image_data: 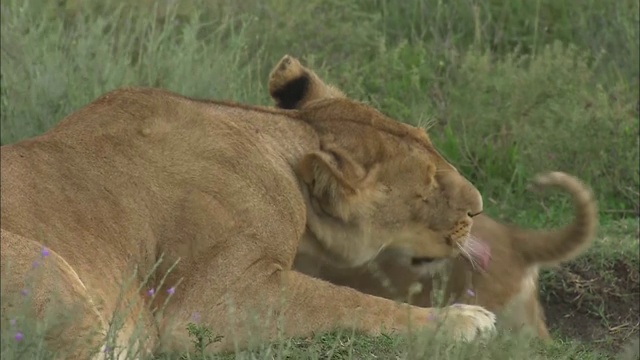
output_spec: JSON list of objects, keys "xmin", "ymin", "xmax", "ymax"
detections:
[
  {"xmin": 440, "ymin": 171, "xmax": 597, "ymax": 339},
  {"xmin": 267, "ymin": 55, "xmax": 598, "ymax": 340}
]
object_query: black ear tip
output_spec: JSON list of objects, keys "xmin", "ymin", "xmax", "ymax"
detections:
[{"xmin": 271, "ymin": 75, "xmax": 310, "ymax": 110}]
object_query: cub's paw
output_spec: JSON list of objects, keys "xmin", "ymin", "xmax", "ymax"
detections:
[
  {"xmin": 268, "ymin": 54, "xmax": 345, "ymax": 110},
  {"xmin": 269, "ymin": 55, "xmax": 306, "ymax": 86},
  {"xmin": 268, "ymin": 55, "xmax": 310, "ymax": 109},
  {"xmin": 431, "ymin": 304, "xmax": 496, "ymax": 342}
]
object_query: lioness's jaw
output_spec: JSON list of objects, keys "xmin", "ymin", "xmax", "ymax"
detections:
[
  {"xmin": 296, "ymin": 144, "xmax": 391, "ymax": 267},
  {"xmin": 412, "ymin": 258, "xmax": 451, "ymax": 276}
]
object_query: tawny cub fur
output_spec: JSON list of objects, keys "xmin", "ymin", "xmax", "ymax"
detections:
[
  {"xmin": 441, "ymin": 171, "xmax": 598, "ymax": 339},
  {"xmin": 267, "ymin": 55, "xmax": 598, "ymax": 340}
]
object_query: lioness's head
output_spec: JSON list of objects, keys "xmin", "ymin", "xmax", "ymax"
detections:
[{"xmin": 270, "ymin": 55, "xmax": 483, "ymax": 272}]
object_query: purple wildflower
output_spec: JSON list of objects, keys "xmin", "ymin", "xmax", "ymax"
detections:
[
  {"xmin": 15, "ymin": 331, "xmax": 23, "ymax": 341},
  {"xmin": 166, "ymin": 287, "xmax": 175, "ymax": 295},
  {"xmin": 146, "ymin": 288, "xmax": 155, "ymax": 297},
  {"xmin": 41, "ymin": 247, "xmax": 50, "ymax": 257},
  {"xmin": 191, "ymin": 312, "xmax": 201, "ymax": 323},
  {"xmin": 466, "ymin": 288, "xmax": 475, "ymax": 297}
]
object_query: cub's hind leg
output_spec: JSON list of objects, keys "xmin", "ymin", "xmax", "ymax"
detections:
[{"xmin": 526, "ymin": 292, "xmax": 551, "ymax": 341}]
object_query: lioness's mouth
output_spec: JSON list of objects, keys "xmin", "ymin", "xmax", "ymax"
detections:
[
  {"xmin": 460, "ymin": 236, "xmax": 492, "ymax": 272},
  {"xmin": 411, "ymin": 257, "xmax": 437, "ymax": 266}
]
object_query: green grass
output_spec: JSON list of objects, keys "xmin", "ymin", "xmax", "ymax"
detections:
[{"xmin": 1, "ymin": 0, "xmax": 638, "ymax": 359}]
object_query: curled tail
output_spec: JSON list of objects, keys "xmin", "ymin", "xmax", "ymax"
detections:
[{"xmin": 512, "ymin": 171, "xmax": 598, "ymax": 266}]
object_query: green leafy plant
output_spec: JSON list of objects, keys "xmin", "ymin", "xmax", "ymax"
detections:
[{"xmin": 185, "ymin": 322, "xmax": 223, "ymax": 359}]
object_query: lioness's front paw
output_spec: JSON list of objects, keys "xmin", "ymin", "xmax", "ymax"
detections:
[{"xmin": 432, "ymin": 304, "xmax": 496, "ymax": 342}]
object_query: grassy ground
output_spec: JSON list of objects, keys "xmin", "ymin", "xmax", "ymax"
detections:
[{"xmin": 1, "ymin": 0, "xmax": 638, "ymax": 359}]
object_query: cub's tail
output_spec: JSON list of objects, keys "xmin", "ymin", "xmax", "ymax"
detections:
[{"xmin": 512, "ymin": 171, "xmax": 598, "ymax": 266}]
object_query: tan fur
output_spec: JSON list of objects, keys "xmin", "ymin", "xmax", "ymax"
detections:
[
  {"xmin": 441, "ymin": 171, "xmax": 598, "ymax": 339},
  {"xmin": 0, "ymin": 59, "xmax": 498, "ymax": 358},
  {"xmin": 269, "ymin": 55, "xmax": 598, "ymax": 340}
]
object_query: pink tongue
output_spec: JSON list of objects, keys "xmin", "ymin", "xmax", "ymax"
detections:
[{"xmin": 465, "ymin": 237, "xmax": 491, "ymax": 271}]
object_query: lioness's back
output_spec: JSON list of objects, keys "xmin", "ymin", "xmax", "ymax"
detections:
[{"xmin": 0, "ymin": 87, "xmax": 318, "ymax": 287}]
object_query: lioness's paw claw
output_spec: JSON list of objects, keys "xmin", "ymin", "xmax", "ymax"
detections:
[{"xmin": 434, "ymin": 304, "xmax": 496, "ymax": 342}]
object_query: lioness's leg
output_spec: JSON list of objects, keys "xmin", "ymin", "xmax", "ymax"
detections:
[
  {"xmin": 157, "ymin": 266, "xmax": 496, "ymax": 355},
  {"xmin": 0, "ymin": 230, "xmax": 107, "ymax": 359}
]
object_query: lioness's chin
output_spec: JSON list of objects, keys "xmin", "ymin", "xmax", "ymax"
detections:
[
  {"xmin": 378, "ymin": 246, "xmax": 453, "ymax": 274},
  {"xmin": 411, "ymin": 257, "xmax": 450, "ymax": 276}
]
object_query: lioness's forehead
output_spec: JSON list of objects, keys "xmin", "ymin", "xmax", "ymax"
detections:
[{"xmin": 295, "ymin": 97, "xmax": 457, "ymax": 175}]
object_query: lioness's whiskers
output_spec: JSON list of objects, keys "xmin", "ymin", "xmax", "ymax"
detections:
[{"xmin": 457, "ymin": 242, "xmax": 479, "ymax": 271}]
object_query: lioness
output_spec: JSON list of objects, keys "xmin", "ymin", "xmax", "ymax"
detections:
[
  {"xmin": 1, "ymin": 59, "xmax": 496, "ymax": 358},
  {"xmin": 267, "ymin": 55, "xmax": 598, "ymax": 340}
]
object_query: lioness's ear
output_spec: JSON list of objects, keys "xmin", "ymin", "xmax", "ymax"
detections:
[
  {"xmin": 298, "ymin": 144, "xmax": 382, "ymax": 221},
  {"xmin": 268, "ymin": 54, "xmax": 345, "ymax": 110}
]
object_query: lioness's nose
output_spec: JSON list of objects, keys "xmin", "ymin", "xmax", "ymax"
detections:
[
  {"xmin": 437, "ymin": 170, "xmax": 483, "ymax": 217},
  {"xmin": 464, "ymin": 179, "xmax": 483, "ymax": 216}
]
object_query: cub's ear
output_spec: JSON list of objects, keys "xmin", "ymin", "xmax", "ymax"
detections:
[
  {"xmin": 297, "ymin": 144, "xmax": 382, "ymax": 221},
  {"xmin": 268, "ymin": 54, "xmax": 345, "ymax": 110}
]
